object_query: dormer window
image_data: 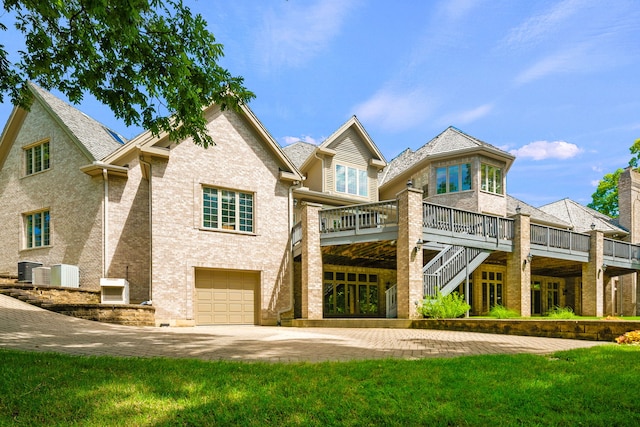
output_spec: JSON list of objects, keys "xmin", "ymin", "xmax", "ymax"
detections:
[
  {"xmin": 436, "ymin": 163, "xmax": 471, "ymax": 194},
  {"xmin": 24, "ymin": 139, "xmax": 50, "ymax": 176},
  {"xmin": 481, "ymin": 163, "xmax": 503, "ymax": 194},
  {"xmin": 335, "ymin": 164, "xmax": 368, "ymax": 197}
]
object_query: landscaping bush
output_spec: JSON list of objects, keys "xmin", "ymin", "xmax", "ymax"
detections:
[
  {"xmin": 616, "ymin": 330, "xmax": 640, "ymax": 345},
  {"xmin": 417, "ymin": 291, "xmax": 470, "ymax": 319},
  {"xmin": 489, "ymin": 304, "xmax": 520, "ymax": 319},
  {"xmin": 546, "ymin": 306, "xmax": 577, "ymax": 319}
]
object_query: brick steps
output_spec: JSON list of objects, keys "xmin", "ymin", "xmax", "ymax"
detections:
[{"xmin": 0, "ymin": 283, "xmax": 155, "ymax": 326}]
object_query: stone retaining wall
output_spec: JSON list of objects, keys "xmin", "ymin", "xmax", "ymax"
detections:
[{"xmin": 49, "ymin": 304, "xmax": 155, "ymax": 326}]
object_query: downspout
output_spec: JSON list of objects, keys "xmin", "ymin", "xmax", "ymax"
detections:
[
  {"xmin": 102, "ymin": 169, "xmax": 109, "ymax": 277},
  {"xmin": 140, "ymin": 158, "xmax": 153, "ymax": 302},
  {"xmin": 277, "ymin": 179, "xmax": 302, "ymax": 325}
]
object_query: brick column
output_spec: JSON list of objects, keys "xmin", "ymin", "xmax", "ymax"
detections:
[
  {"xmin": 581, "ymin": 230, "xmax": 604, "ymax": 317},
  {"xmin": 505, "ymin": 213, "xmax": 531, "ymax": 316},
  {"xmin": 301, "ymin": 202, "xmax": 323, "ymax": 319},
  {"xmin": 396, "ymin": 187, "xmax": 424, "ymax": 319}
]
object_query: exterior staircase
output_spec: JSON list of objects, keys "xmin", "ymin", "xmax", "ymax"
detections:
[{"xmin": 423, "ymin": 245, "xmax": 490, "ymax": 297}]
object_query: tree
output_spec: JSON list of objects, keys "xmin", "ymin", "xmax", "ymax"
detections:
[
  {"xmin": 0, "ymin": 0, "xmax": 254, "ymax": 147},
  {"xmin": 588, "ymin": 138, "xmax": 640, "ymax": 217}
]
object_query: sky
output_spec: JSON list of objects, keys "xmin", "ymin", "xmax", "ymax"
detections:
[{"xmin": 1, "ymin": 0, "xmax": 640, "ymax": 208}]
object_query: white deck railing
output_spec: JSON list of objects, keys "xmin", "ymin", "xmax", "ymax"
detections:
[{"xmin": 604, "ymin": 238, "xmax": 640, "ymax": 262}]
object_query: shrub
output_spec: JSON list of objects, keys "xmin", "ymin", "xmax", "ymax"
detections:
[
  {"xmin": 615, "ymin": 330, "xmax": 640, "ymax": 345},
  {"xmin": 489, "ymin": 305, "xmax": 520, "ymax": 319},
  {"xmin": 417, "ymin": 291, "xmax": 470, "ymax": 319},
  {"xmin": 546, "ymin": 306, "xmax": 577, "ymax": 319}
]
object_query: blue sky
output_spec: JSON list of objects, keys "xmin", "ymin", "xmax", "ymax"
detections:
[{"xmin": 2, "ymin": 0, "xmax": 640, "ymax": 207}]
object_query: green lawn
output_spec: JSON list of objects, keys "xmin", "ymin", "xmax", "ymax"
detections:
[{"xmin": 1, "ymin": 345, "xmax": 639, "ymax": 426}]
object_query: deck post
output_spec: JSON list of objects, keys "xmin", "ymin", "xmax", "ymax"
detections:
[
  {"xmin": 396, "ymin": 187, "xmax": 424, "ymax": 319},
  {"xmin": 506, "ymin": 212, "xmax": 531, "ymax": 316},
  {"xmin": 301, "ymin": 202, "xmax": 323, "ymax": 319},
  {"xmin": 581, "ymin": 230, "xmax": 604, "ymax": 317}
]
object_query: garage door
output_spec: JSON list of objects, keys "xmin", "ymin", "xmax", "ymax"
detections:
[{"xmin": 195, "ymin": 269, "xmax": 258, "ymax": 325}]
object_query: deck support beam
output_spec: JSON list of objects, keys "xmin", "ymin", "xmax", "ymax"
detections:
[
  {"xmin": 506, "ymin": 213, "xmax": 531, "ymax": 316},
  {"xmin": 396, "ymin": 187, "xmax": 424, "ymax": 319}
]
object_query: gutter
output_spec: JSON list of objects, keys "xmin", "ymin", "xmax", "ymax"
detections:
[
  {"xmin": 139, "ymin": 158, "xmax": 153, "ymax": 302},
  {"xmin": 102, "ymin": 169, "xmax": 109, "ymax": 277}
]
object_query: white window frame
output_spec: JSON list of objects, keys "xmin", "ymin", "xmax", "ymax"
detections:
[
  {"xmin": 24, "ymin": 139, "xmax": 50, "ymax": 176},
  {"xmin": 436, "ymin": 163, "xmax": 471, "ymax": 194},
  {"xmin": 335, "ymin": 164, "xmax": 368, "ymax": 197},
  {"xmin": 24, "ymin": 209, "xmax": 50, "ymax": 249},
  {"xmin": 202, "ymin": 187, "xmax": 254, "ymax": 233},
  {"xmin": 481, "ymin": 163, "xmax": 503, "ymax": 195}
]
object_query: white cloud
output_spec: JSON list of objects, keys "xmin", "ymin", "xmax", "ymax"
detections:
[
  {"xmin": 256, "ymin": 0, "xmax": 357, "ymax": 69},
  {"xmin": 441, "ymin": 0, "xmax": 480, "ymax": 21},
  {"xmin": 282, "ymin": 135, "xmax": 320, "ymax": 145},
  {"xmin": 439, "ymin": 103, "xmax": 493, "ymax": 126},
  {"xmin": 352, "ymin": 88, "xmax": 434, "ymax": 132},
  {"xmin": 510, "ymin": 140, "xmax": 583, "ymax": 160},
  {"xmin": 514, "ymin": 46, "xmax": 588, "ymax": 85},
  {"xmin": 590, "ymin": 180, "xmax": 601, "ymax": 187},
  {"xmin": 502, "ymin": 0, "xmax": 583, "ymax": 49}
]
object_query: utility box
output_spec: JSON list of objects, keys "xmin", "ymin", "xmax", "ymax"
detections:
[
  {"xmin": 32, "ymin": 267, "xmax": 51, "ymax": 286},
  {"xmin": 100, "ymin": 278, "xmax": 130, "ymax": 304},
  {"xmin": 18, "ymin": 261, "xmax": 43, "ymax": 282},
  {"xmin": 51, "ymin": 264, "xmax": 80, "ymax": 288}
]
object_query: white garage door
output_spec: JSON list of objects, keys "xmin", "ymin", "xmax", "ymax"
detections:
[{"xmin": 195, "ymin": 269, "xmax": 258, "ymax": 325}]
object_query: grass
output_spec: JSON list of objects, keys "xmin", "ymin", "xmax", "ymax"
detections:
[{"xmin": 1, "ymin": 346, "xmax": 640, "ymax": 426}]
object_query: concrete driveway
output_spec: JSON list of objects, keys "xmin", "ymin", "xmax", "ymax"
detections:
[{"xmin": 0, "ymin": 295, "xmax": 607, "ymax": 363}]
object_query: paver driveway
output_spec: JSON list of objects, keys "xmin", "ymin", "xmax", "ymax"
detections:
[{"xmin": 0, "ymin": 295, "xmax": 606, "ymax": 362}]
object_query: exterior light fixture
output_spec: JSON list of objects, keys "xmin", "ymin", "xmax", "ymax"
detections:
[
  {"xmin": 414, "ymin": 238, "xmax": 424, "ymax": 253},
  {"xmin": 524, "ymin": 252, "xmax": 533, "ymax": 265},
  {"xmin": 515, "ymin": 205, "xmax": 521, "ymax": 214},
  {"xmin": 602, "ymin": 264, "xmax": 608, "ymax": 272},
  {"xmin": 407, "ymin": 179, "xmax": 413, "ymax": 188},
  {"xmin": 591, "ymin": 222, "xmax": 596, "ymax": 230}
]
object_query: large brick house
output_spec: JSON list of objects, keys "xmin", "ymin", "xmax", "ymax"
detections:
[{"xmin": 1, "ymin": 85, "xmax": 639, "ymax": 326}]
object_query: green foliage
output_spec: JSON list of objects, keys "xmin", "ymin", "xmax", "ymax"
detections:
[
  {"xmin": 546, "ymin": 306, "xmax": 577, "ymax": 319},
  {"xmin": 628, "ymin": 138, "xmax": 640, "ymax": 169},
  {"xmin": 417, "ymin": 291, "xmax": 470, "ymax": 319},
  {"xmin": 588, "ymin": 168, "xmax": 622, "ymax": 217},
  {"xmin": 489, "ymin": 304, "xmax": 521, "ymax": 319},
  {"xmin": 1, "ymin": 0, "xmax": 254, "ymax": 147},
  {"xmin": 615, "ymin": 330, "xmax": 640, "ymax": 345}
]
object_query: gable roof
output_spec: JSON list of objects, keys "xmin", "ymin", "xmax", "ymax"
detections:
[
  {"xmin": 103, "ymin": 102, "xmax": 302, "ymax": 181},
  {"xmin": 506, "ymin": 195, "xmax": 571, "ymax": 229},
  {"xmin": 293, "ymin": 116, "xmax": 386, "ymax": 173},
  {"xmin": 379, "ymin": 126, "xmax": 515, "ymax": 188},
  {"xmin": 0, "ymin": 84, "xmax": 125, "ymax": 170},
  {"xmin": 539, "ymin": 198, "xmax": 628, "ymax": 236},
  {"xmin": 29, "ymin": 84, "xmax": 125, "ymax": 160}
]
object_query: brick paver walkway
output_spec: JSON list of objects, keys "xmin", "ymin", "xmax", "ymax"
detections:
[{"xmin": 0, "ymin": 295, "xmax": 607, "ymax": 362}]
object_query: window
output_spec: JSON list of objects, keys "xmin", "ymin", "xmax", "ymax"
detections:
[
  {"xmin": 335, "ymin": 164, "xmax": 368, "ymax": 197},
  {"xmin": 24, "ymin": 140, "xmax": 50, "ymax": 175},
  {"xmin": 481, "ymin": 269, "xmax": 503, "ymax": 312},
  {"xmin": 323, "ymin": 270, "xmax": 379, "ymax": 316},
  {"xmin": 25, "ymin": 210, "xmax": 50, "ymax": 248},
  {"xmin": 436, "ymin": 163, "xmax": 471, "ymax": 194},
  {"xmin": 481, "ymin": 164, "xmax": 503, "ymax": 194},
  {"xmin": 203, "ymin": 187, "xmax": 254, "ymax": 232}
]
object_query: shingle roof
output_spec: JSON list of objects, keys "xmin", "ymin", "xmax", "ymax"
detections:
[
  {"xmin": 282, "ymin": 141, "xmax": 317, "ymax": 169},
  {"xmin": 538, "ymin": 198, "xmax": 628, "ymax": 235},
  {"xmin": 30, "ymin": 84, "xmax": 125, "ymax": 161},
  {"xmin": 506, "ymin": 195, "xmax": 571, "ymax": 228},
  {"xmin": 379, "ymin": 126, "xmax": 513, "ymax": 187}
]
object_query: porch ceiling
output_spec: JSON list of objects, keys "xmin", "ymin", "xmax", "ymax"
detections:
[{"xmin": 322, "ymin": 241, "xmax": 397, "ymax": 270}]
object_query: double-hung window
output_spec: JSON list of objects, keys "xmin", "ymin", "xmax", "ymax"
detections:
[
  {"xmin": 335, "ymin": 164, "xmax": 368, "ymax": 197},
  {"xmin": 25, "ymin": 210, "xmax": 50, "ymax": 248},
  {"xmin": 481, "ymin": 164, "xmax": 503, "ymax": 194},
  {"xmin": 436, "ymin": 163, "xmax": 471, "ymax": 194},
  {"xmin": 203, "ymin": 187, "xmax": 254, "ymax": 232},
  {"xmin": 24, "ymin": 140, "xmax": 50, "ymax": 176}
]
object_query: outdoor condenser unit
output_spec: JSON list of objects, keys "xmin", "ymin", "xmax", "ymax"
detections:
[
  {"xmin": 100, "ymin": 278, "xmax": 130, "ymax": 304},
  {"xmin": 32, "ymin": 267, "xmax": 51, "ymax": 286},
  {"xmin": 50, "ymin": 264, "xmax": 80, "ymax": 288},
  {"xmin": 17, "ymin": 261, "xmax": 43, "ymax": 282}
]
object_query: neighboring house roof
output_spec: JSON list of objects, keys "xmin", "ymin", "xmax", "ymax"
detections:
[
  {"xmin": 506, "ymin": 195, "xmax": 571, "ymax": 229},
  {"xmin": 539, "ymin": 198, "xmax": 628, "ymax": 236},
  {"xmin": 282, "ymin": 141, "xmax": 317, "ymax": 169},
  {"xmin": 29, "ymin": 84, "xmax": 125, "ymax": 160},
  {"xmin": 379, "ymin": 126, "xmax": 515, "ymax": 188}
]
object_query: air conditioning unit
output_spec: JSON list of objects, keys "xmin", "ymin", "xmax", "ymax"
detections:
[
  {"xmin": 18, "ymin": 261, "xmax": 43, "ymax": 282},
  {"xmin": 32, "ymin": 267, "xmax": 51, "ymax": 286},
  {"xmin": 51, "ymin": 264, "xmax": 80, "ymax": 288},
  {"xmin": 100, "ymin": 278, "xmax": 130, "ymax": 304}
]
